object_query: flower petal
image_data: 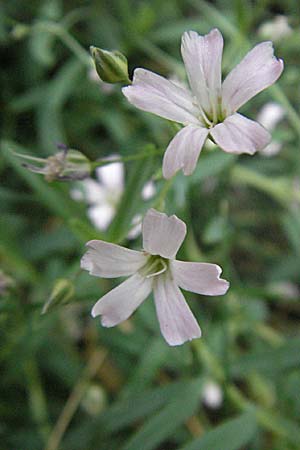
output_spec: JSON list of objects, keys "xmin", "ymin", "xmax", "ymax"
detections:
[
  {"xmin": 171, "ymin": 260, "xmax": 229, "ymax": 296},
  {"xmin": 153, "ymin": 274, "xmax": 201, "ymax": 346},
  {"xmin": 91, "ymin": 273, "xmax": 152, "ymax": 326},
  {"xmin": 142, "ymin": 209, "xmax": 186, "ymax": 259},
  {"xmin": 181, "ymin": 29, "xmax": 223, "ymax": 119},
  {"xmin": 210, "ymin": 113, "xmax": 271, "ymax": 155},
  {"xmin": 222, "ymin": 41, "xmax": 284, "ymax": 115},
  {"xmin": 81, "ymin": 240, "xmax": 147, "ymax": 278},
  {"xmin": 96, "ymin": 159, "xmax": 124, "ymax": 192},
  {"xmin": 162, "ymin": 125, "xmax": 208, "ymax": 179},
  {"xmin": 122, "ymin": 68, "xmax": 199, "ymax": 125},
  {"xmin": 88, "ymin": 204, "xmax": 115, "ymax": 230}
]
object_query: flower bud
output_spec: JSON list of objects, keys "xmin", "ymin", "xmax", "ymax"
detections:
[
  {"xmin": 15, "ymin": 147, "xmax": 91, "ymax": 182},
  {"xmin": 42, "ymin": 278, "xmax": 75, "ymax": 314},
  {"xmin": 90, "ymin": 46, "xmax": 130, "ymax": 84}
]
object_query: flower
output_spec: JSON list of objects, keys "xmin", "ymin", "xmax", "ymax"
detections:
[
  {"xmin": 81, "ymin": 208, "xmax": 229, "ymax": 346},
  {"xmin": 71, "ymin": 157, "xmax": 155, "ymax": 232},
  {"xmin": 122, "ymin": 29, "xmax": 284, "ymax": 179},
  {"xmin": 202, "ymin": 380, "xmax": 223, "ymax": 409},
  {"xmin": 71, "ymin": 157, "xmax": 125, "ymax": 230},
  {"xmin": 258, "ymin": 15, "xmax": 292, "ymax": 42},
  {"xmin": 257, "ymin": 102, "xmax": 285, "ymax": 156}
]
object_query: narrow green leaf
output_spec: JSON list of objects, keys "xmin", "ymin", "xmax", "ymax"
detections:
[
  {"xmin": 180, "ymin": 412, "xmax": 257, "ymax": 450},
  {"xmin": 230, "ymin": 338, "xmax": 300, "ymax": 377},
  {"xmin": 122, "ymin": 378, "xmax": 203, "ymax": 450}
]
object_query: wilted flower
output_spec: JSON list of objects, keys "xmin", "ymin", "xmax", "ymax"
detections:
[
  {"xmin": 81, "ymin": 208, "xmax": 229, "ymax": 346},
  {"xmin": 16, "ymin": 146, "xmax": 91, "ymax": 182},
  {"xmin": 123, "ymin": 29, "xmax": 283, "ymax": 179},
  {"xmin": 71, "ymin": 157, "xmax": 155, "ymax": 233},
  {"xmin": 257, "ymin": 102, "xmax": 285, "ymax": 156}
]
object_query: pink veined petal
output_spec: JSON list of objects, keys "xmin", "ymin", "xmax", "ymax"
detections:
[
  {"xmin": 181, "ymin": 29, "xmax": 223, "ymax": 119},
  {"xmin": 171, "ymin": 260, "xmax": 229, "ymax": 296},
  {"xmin": 153, "ymin": 273, "xmax": 201, "ymax": 346},
  {"xmin": 210, "ymin": 113, "xmax": 271, "ymax": 155},
  {"xmin": 142, "ymin": 209, "xmax": 186, "ymax": 259},
  {"xmin": 91, "ymin": 273, "xmax": 152, "ymax": 327},
  {"xmin": 222, "ymin": 41, "xmax": 284, "ymax": 115},
  {"xmin": 81, "ymin": 240, "xmax": 148, "ymax": 278},
  {"xmin": 162, "ymin": 125, "xmax": 209, "ymax": 179},
  {"xmin": 122, "ymin": 68, "xmax": 200, "ymax": 125}
]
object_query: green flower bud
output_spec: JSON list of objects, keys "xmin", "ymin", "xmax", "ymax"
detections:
[
  {"xmin": 90, "ymin": 46, "xmax": 130, "ymax": 84},
  {"xmin": 42, "ymin": 278, "xmax": 75, "ymax": 314},
  {"xmin": 15, "ymin": 147, "xmax": 91, "ymax": 182}
]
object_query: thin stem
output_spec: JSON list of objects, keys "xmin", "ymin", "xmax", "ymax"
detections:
[
  {"xmin": 34, "ymin": 22, "xmax": 91, "ymax": 67},
  {"xmin": 154, "ymin": 178, "xmax": 174, "ymax": 211},
  {"xmin": 25, "ymin": 358, "xmax": 50, "ymax": 442},
  {"xmin": 44, "ymin": 349, "xmax": 107, "ymax": 450},
  {"xmin": 90, "ymin": 147, "xmax": 163, "ymax": 170}
]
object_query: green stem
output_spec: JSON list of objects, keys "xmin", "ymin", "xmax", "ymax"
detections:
[
  {"xmin": 45, "ymin": 350, "xmax": 107, "ymax": 450},
  {"xmin": 90, "ymin": 147, "xmax": 163, "ymax": 170},
  {"xmin": 34, "ymin": 22, "xmax": 91, "ymax": 67},
  {"xmin": 24, "ymin": 358, "xmax": 50, "ymax": 442},
  {"xmin": 231, "ymin": 165, "xmax": 300, "ymax": 205}
]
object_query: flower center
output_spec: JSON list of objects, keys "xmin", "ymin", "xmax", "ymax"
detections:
[
  {"xmin": 195, "ymin": 95, "xmax": 225, "ymax": 128},
  {"xmin": 139, "ymin": 254, "xmax": 168, "ymax": 278}
]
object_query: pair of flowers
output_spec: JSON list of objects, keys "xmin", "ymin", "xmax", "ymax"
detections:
[{"xmin": 82, "ymin": 28, "xmax": 283, "ymax": 345}]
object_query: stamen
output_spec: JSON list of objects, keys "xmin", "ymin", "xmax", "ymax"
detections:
[{"xmin": 146, "ymin": 259, "xmax": 167, "ymax": 278}]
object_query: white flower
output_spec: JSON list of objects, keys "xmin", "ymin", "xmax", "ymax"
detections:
[
  {"xmin": 257, "ymin": 102, "xmax": 285, "ymax": 156},
  {"xmin": 81, "ymin": 208, "xmax": 229, "ymax": 346},
  {"xmin": 71, "ymin": 158, "xmax": 155, "ymax": 232},
  {"xmin": 202, "ymin": 381, "xmax": 223, "ymax": 409},
  {"xmin": 258, "ymin": 15, "xmax": 292, "ymax": 42},
  {"xmin": 122, "ymin": 29, "xmax": 284, "ymax": 179}
]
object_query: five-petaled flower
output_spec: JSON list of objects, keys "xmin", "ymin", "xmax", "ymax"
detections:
[
  {"xmin": 81, "ymin": 208, "xmax": 229, "ymax": 346},
  {"xmin": 123, "ymin": 29, "xmax": 284, "ymax": 179}
]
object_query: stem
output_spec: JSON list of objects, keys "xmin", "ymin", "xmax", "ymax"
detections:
[
  {"xmin": 154, "ymin": 178, "xmax": 174, "ymax": 211},
  {"xmin": 25, "ymin": 358, "xmax": 50, "ymax": 442},
  {"xmin": 231, "ymin": 165, "xmax": 300, "ymax": 205},
  {"xmin": 44, "ymin": 349, "xmax": 107, "ymax": 450},
  {"xmin": 90, "ymin": 147, "xmax": 163, "ymax": 170},
  {"xmin": 32, "ymin": 21, "xmax": 91, "ymax": 67}
]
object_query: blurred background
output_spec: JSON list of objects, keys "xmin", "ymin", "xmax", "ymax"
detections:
[{"xmin": 1, "ymin": 1, "xmax": 300, "ymax": 449}]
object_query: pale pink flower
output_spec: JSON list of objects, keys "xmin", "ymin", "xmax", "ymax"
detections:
[
  {"xmin": 81, "ymin": 208, "xmax": 229, "ymax": 346},
  {"xmin": 123, "ymin": 29, "xmax": 284, "ymax": 179}
]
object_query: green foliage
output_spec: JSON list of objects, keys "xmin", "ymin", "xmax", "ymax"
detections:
[{"xmin": 1, "ymin": 1, "xmax": 300, "ymax": 449}]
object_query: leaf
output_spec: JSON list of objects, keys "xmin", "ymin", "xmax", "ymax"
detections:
[
  {"xmin": 180, "ymin": 412, "xmax": 257, "ymax": 450},
  {"xmin": 121, "ymin": 378, "xmax": 203, "ymax": 450},
  {"xmin": 230, "ymin": 337, "xmax": 300, "ymax": 377}
]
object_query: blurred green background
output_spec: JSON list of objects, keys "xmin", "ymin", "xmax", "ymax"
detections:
[{"xmin": 1, "ymin": 1, "xmax": 300, "ymax": 449}]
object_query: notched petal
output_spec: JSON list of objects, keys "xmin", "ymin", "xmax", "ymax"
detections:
[
  {"xmin": 171, "ymin": 260, "xmax": 229, "ymax": 296},
  {"xmin": 122, "ymin": 68, "xmax": 199, "ymax": 125},
  {"xmin": 153, "ymin": 274, "xmax": 201, "ymax": 346},
  {"xmin": 142, "ymin": 209, "xmax": 186, "ymax": 259},
  {"xmin": 81, "ymin": 240, "xmax": 147, "ymax": 278},
  {"xmin": 210, "ymin": 113, "xmax": 271, "ymax": 155},
  {"xmin": 91, "ymin": 273, "xmax": 152, "ymax": 326}
]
